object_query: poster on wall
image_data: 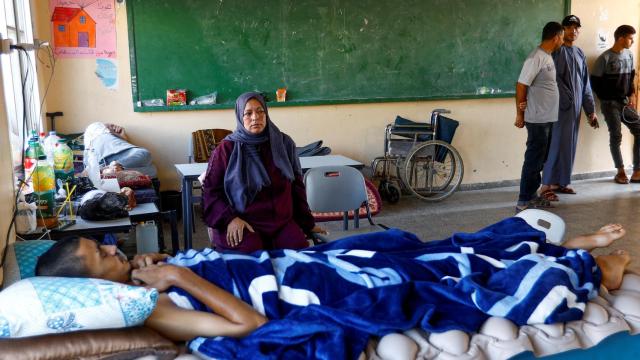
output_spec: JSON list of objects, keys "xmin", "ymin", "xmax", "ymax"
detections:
[
  {"xmin": 49, "ymin": 0, "xmax": 116, "ymax": 58},
  {"xmin": 95, "ymin": 58, "xmax": 118, "ymax": 89}
]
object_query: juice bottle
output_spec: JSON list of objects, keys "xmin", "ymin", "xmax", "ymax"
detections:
[
  {"xmin": 24, "ymin": 139, "xmax": 45, "ymax": 185},
  {"xmin": 32, "ymin": 155, "xmax": 58, "ymax": 228},
  {"xmin": 53, "ymin": 139, "xmax": 74, "ymax": 184}
]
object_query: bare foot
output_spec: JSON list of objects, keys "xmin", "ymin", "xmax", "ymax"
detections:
[
  {"xmin": 595, "ymin": 250, "xmax": 631, "ymax": 290},
  {"xmin": 563, "ymin": 224, "xmax": 626, "ymax": 251}
]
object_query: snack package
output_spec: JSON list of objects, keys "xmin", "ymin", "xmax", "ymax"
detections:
[{"xmin": 167, "ymin": 89, "xmax": 187, "ymax": 106}]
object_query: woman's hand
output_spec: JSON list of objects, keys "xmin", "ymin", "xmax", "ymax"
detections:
[
  {"xmin": 310, "ymin": 225, "xmax": 328, "ymax": 235},
  {"xmin": 227, "ymin": 217, "xmax": 255, "ymax": 247},
  {"xmin": 132, "ymin": 263, "xmax": 188, "ymax": 291}
]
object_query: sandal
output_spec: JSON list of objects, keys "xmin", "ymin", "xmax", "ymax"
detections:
[
  {"xmin": 614, "ymin": 174, "xmax": 629, "ymax": 184},
  {"xmin": 555, "ymin": 186, "xmax": 577, "ymax": 194},
  {"xmin": 527, "ymin": 196, "xmax": 554, "ymax": 209},
  {"xmin": 540, "ymin": 189, "xmax": 559, "ymax": 202}
]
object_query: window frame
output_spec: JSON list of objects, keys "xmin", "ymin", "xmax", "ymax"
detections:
[{"xmin": 0, "ymin": 0, "xmax": 41, "ymax": 171}]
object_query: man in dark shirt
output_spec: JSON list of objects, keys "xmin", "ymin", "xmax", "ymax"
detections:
[{"xmin": 591, "ymin": 25, "xmax": 639, "ymax": 184}]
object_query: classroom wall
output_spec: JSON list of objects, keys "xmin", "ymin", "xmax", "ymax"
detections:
[{"xmin": 30, "ymin": 0, "xmax": 640, "ymax": 191}]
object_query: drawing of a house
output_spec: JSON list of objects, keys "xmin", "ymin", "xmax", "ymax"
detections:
[{"xmin": 51, "ymin": 7, "xmax": 96, "ymax": 48}]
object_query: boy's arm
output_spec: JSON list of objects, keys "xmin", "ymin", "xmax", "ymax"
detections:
[
  {"xmin": 515, "ymin": 82, "xmax": 528, "ymax": 128},
  {"xmin": 136, "ymin": 264, "xmax": 268, "ymax": 341}
]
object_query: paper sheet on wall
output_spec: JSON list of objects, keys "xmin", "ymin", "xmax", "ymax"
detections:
[
  {"xmin": 49, "ymin": 0, "xmax": 116, "ymax": 58},
  {"xmin": 95, "ymin": 58, "xmax": 118, "ymax": 89}
]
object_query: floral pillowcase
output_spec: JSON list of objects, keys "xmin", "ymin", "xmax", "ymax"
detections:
[{"xmin": 0, "ymin": 241, "xmax": 157, "ymax": 338}]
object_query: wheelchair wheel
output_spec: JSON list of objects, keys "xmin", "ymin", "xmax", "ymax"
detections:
[
  {"xmin": 401, "ymin": 140, "xmax": 463, "ymax": 201},
  {"xmin": 378, "ymin": 180, "xmax": 401, "ymax": 204},
  {"xmin": 378, "ymin": 181, "xmax": 389, "ymax": 201},
  {"xmin": 386, "ymin": 183, "xmax": 401, "ymax": 204}
]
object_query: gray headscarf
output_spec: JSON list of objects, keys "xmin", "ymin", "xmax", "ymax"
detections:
[{"xmin": 224, "ymin": 92, "xmax": 302, "ymax": 212}]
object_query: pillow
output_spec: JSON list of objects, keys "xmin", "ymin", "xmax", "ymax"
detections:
[
  {"xmin": 0, "ymin": 277, "xmax": 157, "ymax": 338},
  {"xmin": 2, "ymin": 240, "xmax": 55, "ymax": 288}
]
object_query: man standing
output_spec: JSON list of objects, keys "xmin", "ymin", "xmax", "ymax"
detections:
[
  {"xmin": 515, "ymin": 22, "xmax": 564, "ymax": 212},
  {"xmin": 540, "ymin": 15, "xmax": 598, "ymax": 198},
  {"xmin": 591, "ymin": 25, "xmax": 639, "ymax": 184}
]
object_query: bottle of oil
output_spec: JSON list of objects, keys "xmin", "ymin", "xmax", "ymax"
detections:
[{"xmin": 32, "ymin": 154, "xmax": 58, "ymax": 228}]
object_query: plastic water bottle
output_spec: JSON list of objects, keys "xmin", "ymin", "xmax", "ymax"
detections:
[
  {"xmin": 53, "ymin": 139, "xmax": 74, "ymax": 184},
  {"xmin": 44, "ymin": 131, "xmax": 61, "ymax": 166},
  {"xmin": 135, "ymin": 222, "xmax": 159, "ymax": 254},
  {"xmin": 32, "ymin": 155, "xmax": 58, "ymax": 229}
]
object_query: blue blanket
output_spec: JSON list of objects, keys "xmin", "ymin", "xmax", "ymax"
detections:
[{"xmin": 167, "ymin": 218, "xmax": 600, "ymax": 359}]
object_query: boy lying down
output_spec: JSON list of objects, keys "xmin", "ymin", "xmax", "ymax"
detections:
[{"xmin": 35, "ymin": 217, "xmax": 631, "ymax": 359}]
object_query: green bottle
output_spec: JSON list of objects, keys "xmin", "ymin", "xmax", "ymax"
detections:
[
  {"xmin": 53, "ymin": 139, "xmax": 74, "ymax": 183},
  {"xmin": 24, "ymin": 139, "xmax": 45, "ymax": 183},
  {"xmin": 32, "ymin": 155, "xmax": 58, "ymax": 229}
]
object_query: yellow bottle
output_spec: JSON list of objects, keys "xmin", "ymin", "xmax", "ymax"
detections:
[{"xmin": 32, "ymin": 155, "xmax": 58, "ymax": 229}]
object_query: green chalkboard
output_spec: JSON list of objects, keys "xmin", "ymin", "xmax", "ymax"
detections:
[{"xmin": 127, "ymin": 0, "xmax": 569, "ymax": 112}]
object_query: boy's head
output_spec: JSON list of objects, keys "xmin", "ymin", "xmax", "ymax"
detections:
[{"xmin": 36, "ymin": 236, "xmax": 131, "ymax": 283}]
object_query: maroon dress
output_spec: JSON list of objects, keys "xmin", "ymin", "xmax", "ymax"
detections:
[{"xmin": 202, "ymin": 139, "xmax": 315, "ymax": 252}]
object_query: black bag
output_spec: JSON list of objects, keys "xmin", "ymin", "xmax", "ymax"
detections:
[{"xmin": 78, "ymin": 192, "xmax": 129, "ymax": 221}]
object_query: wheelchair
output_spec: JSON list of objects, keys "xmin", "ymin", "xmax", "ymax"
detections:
[{"xmin": 371, "ymin": 109, "xmax": 464, "ymax": 203}]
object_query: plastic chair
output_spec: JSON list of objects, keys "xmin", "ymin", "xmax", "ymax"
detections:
[
  {"xmin": 515, "ymin": 209, "xmax": 566, "ymax": 245},
  {"xmin": 304, "ymin": 165, "xmax": 377, "ymax": 232}
]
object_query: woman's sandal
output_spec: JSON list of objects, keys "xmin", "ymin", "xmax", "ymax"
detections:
[
  {"xmin": 555, "ymin": 186, "xmax": 577, "ymax": 194},
  {"xmin": 540, "ymin": 189, "xmax": 559, "ymax": 202}
]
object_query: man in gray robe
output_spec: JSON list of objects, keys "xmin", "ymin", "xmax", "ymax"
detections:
[{"xmin": 540, "ymin": 15, "xmax": 598, "ymax": 198}]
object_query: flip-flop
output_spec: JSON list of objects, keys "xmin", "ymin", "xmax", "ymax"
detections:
[
  {"xmin": 540, "ymin": 189, "xmax": 559, "ymax": 202},
  {"xmin": 555, "ymin": 186, "xmax": 577, "ymax": 194}
]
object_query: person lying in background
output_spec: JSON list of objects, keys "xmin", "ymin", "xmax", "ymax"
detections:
[
  {"xmin": 201, "ymin": 91, "xmax": 325, "ymax": 253},
  {"xmin": 35, "ymin": 219, "xmax": 630, "ymax": 349}
]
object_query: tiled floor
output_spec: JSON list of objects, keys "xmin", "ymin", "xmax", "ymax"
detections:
[{"xmin": 180, "ymin": 176, "xmax": 640, "ymax": 272}]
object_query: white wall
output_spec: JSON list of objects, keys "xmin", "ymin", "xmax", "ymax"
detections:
[{"xmin": 28, "ymin": 0, "xmax": 640, "ymax": 190}]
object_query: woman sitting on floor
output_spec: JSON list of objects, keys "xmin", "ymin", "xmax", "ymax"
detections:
[{"xmin": 201, "ymin": 91, "xmax": 325, "ymax": 253}]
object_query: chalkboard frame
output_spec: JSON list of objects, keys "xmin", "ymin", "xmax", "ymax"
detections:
[{"xmin": 126, "ymin": 0, "xmax": 570, "ymax": 112}]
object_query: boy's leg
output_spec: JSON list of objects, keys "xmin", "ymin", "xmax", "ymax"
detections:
[
  {"xmin": 518, "ymin": 123, "xmax": 552, "ymax": 206},
  {"xmin": 624, "ymin": 116, "xmax": 640, "ymax": 179},
  {"xmin": 596, "ymin": 250, "xmax": 631, "ymax": 290},
  {"xmin": 563, "ymin": 223, "xmax": 626, "ymax": 251},
  {"xmin": 601, "ymin": 100, "xmax": 626, "ymax": 176}
]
